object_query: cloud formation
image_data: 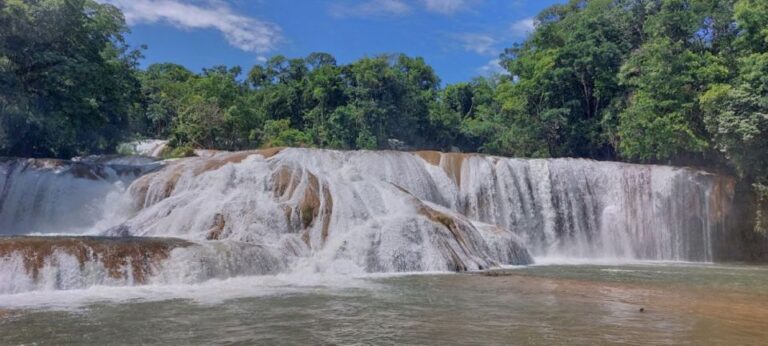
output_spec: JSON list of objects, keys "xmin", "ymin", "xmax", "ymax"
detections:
[
  {"xmin": 420, "ymin": 0, "xmax": 470, "ymax": 15},
  {"xmin": 510, "ymin": 17, "xmax": 535, "ymax": 38},
  {"xmin": 477, "ymin": 58, "xmax": 508, "ymax": 76},
  {"xmin": 329, "ymin": 0, "xmax": 411, "ymax": 18},
  {"xmin": 99, "ymin": 0, "xmax": 282, "ymax": 53},
  {"xmin": 452, "ymin": 33, "xmax": 496, "ymax": 55},
  {"xmin": 450, "ymin": 17, "xmax": 533, "ymax": 75},
  {"xmin": 330, "ymin": 0, "xmax": 476, "ymax": 17}
]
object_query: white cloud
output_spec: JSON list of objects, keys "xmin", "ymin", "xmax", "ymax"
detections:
[
  {"xmin": 99, "ymin": 0, "xmax": 282, "ymax": 53},
  {"xmin": 477, "ymin": 58, "xmax": 508, "ymax": 76},
  {"xmin": 449, "ymin": 16, "xmax": 534, "ymax": 61},
  {"xmin": 330, "ymin": 0, "xmax": 477, "ymax": 17},
  {"xmin": 421, "ymin": 0, "xmax": 468, "ymax": 15},
  {"xmin": 329, "ymin": 0, "xmax": 411, "ymax": 18},
  {"xmin": 510, "ymin": 17, "xmax": 535, "ymax": 38},
  {"xmin": 452, "ymin": 33, "xmax": 496, "ymax": 55}
]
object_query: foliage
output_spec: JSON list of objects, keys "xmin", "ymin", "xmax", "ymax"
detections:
[
  {"xmin": 162, "ymin": 145, "xmax": 195, "ymax": 159},
  {"xmin": 0, "ymin": 0, "xmax": 142, "ymax": 157},
  {"xmin": 261, "ymin": 119, "xmax": 311, "ymax": 147},
  {"xmin": 140, "ymin": 54, "xmax": 442, "ymax": 152}
]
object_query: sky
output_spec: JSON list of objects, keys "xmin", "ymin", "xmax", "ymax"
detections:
[{"xmin": 100, "ymin": 0, "xmax": 565, "ymax": 84}]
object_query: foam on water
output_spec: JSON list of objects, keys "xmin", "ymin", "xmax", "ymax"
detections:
[
  {"xmin": 529, "ymin": 256, "xmax": 705, "ymax": 266},
  {"xmin": 0, "ymin": 271, "xmax": 381, "ymax": 311}
]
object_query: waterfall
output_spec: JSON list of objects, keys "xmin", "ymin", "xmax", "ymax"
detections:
[
  {"xmin": 0, "ymin": 157, "xmax": 160, "ymax": 235},
  {"xmin": 0, "ymin": 148, "xmax": 735, "ymax": 293},
  {"xmin": 0, "ymin": 236, "xmax": 284, "ymax": 294},
  {"xmin": 453, "ymin": 156, "xmax": 734, "ymax": 261}
]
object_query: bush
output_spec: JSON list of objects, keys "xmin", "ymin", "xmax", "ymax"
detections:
[{"xmin": 162, "ymin": 146, "xmax": 196, "ymax": 159}]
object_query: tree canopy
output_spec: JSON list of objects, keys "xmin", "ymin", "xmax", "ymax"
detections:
[{"xmin": 0, "ymin": 0, "xmax": 143, "ymax": 157}]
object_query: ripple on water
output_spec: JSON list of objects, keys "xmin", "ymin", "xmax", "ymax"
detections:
[{"xmin": 1, "ymin": 263, "xmax": 767, "ymax": 345}]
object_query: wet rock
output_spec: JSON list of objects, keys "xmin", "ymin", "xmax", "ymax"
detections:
[
  {"xmin": 206, "ymin": 214, "xmax": 226, "ymax": 240},
  {"xmin": 0, "ymin": 236, "xmax": 192, "ymax": 283}
]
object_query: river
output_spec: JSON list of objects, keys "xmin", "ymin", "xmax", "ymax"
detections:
[{"xmin": 1, "ymin": 262, "xmax": 766, "ymax": 345}]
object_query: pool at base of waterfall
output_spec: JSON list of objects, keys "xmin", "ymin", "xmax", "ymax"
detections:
[{"xmin": 1, "ymin": 262, "xmax": 766, "ymax": 345}]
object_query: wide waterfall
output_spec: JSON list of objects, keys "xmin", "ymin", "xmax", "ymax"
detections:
[{"xmin": 0, "ymin": 148, "xmax": 735, "ymax": 294}]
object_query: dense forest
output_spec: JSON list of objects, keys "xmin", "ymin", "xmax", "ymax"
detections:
[{"xmin": 1, "ymin": 0, "xmax": 768, "ymax": 230}]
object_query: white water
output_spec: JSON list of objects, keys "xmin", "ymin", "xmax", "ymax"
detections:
[
  {"xmin": 0, "ymin": 240, "xmax": 285, "ymax": 295},
  {"xmin": 0, "ymin": 158, "xmax": 158, "ymax": 234},
  {"xmin": 0, "ymin": 148, "xmax": 735, "ymax": 295}
]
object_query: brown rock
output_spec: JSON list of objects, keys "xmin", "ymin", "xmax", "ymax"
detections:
[
  {"xmin": 206, "ymin": 213, "xmax": 226, "ymax": 240},
  {"xmin": 414, "ymin": 151, "xmax": 474, "ymax": 187},
  {"xmin": 0, "ymin": 236, "xmax": 192, "ymax": 284}
]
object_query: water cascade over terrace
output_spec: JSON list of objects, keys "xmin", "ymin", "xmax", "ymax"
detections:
[{"xmin": 0, "ymin": 148, "xmax": 735, "ymax": 293}]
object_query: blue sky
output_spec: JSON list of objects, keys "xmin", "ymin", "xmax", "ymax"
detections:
[{"xmin": 102, "ymin": 0, "xmax": 564, "ymax": 84}]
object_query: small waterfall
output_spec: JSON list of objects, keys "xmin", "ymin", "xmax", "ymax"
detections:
[
  {"xmin": 0, "ymin": 236, "xmax": 284, "ymax": 294},
  {"xmin": 0, "ymin": 158, "xmax": 159, "ymax": 235},
  {"xmin": 0, "ymin": 148, "xmax": 735, "ymax": 293}
]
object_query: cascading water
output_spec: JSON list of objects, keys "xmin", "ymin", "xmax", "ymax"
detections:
[
  {"xmin": 454, "ymin": 156, "xmax": 734, "ymax": 261},
  {"xmin": 0, "ymin": 148, "xmax": 735, "ymax": 294},
  {"xmin": 0, "ymin": 157, "xmax": 160, "ymax": 235}
]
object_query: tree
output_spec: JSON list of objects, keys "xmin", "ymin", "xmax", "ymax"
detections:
[
  {"xmin": 138, "ymin": 63, "xmax": 195, "ymax": 137},
  {"xmin": 494, "ymin": 0, "xmax": 640, "ymax": 158},
  {"xmin": 169, "ymin": 65, "xmax": 262, "ymax": 150},
  {"xmin": 261, "ymin": 119, "xmax": 311, "ymax": 147},
  {"xmin": 0, "ymin": 0, "xmax": 142, "ymax": 158},
  {"xmin": 617, "ymin": 0, "xmax": 732, "ymax": 161},
  {"xmin": 700, "ymin": 0, "xmax": 768, "ymax": 231}
]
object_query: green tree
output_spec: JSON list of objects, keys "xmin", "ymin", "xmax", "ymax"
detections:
[
  {"xmin": 0, "ymin": 0, "xmax": 142, "ymax": 158},
  {"xmin": 169, "ymin": 66, "xmax": 262, "ymax": 150},
  {"xmin": 700, "ymin": 0, "xmax": 768, "ymax": 231},
  {"xmin": 495, "ymin": 0, "xmax": 640, "ymax": 158},
  {"xmin": 617, "ymin": 0, "xmax": 732, "ymax": 161},
  {"xmin": 261, "ymin": 119, "xmax": 311, "ymax": 147},
  {"xmin": 138, "ymin": 63, "xmax": 195, "ymax": 137}
]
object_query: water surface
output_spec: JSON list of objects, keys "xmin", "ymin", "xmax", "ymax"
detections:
[{"xmin": 1, "ymin": 263, "xmax": 766, "ymax": 345}]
